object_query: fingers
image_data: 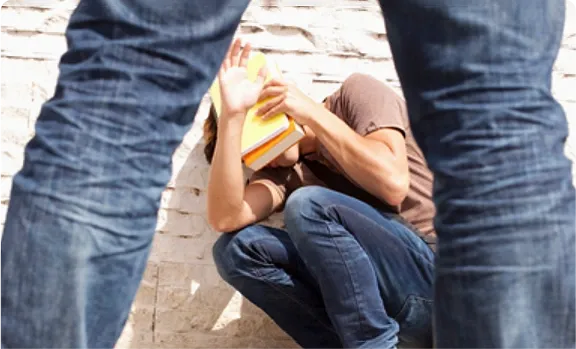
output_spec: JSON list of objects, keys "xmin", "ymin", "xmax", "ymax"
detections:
[
  {"xmin": 257, "ymin": 95, "xmax": 285, "ymax": 119},
  {"xmin": 261, "ymin": 100, "xmax": 285, "ymax": 120},
  {"xmin": 258, "ymin": 86, "xmax": 286, "ymax": 102},
  {"xmin": 255, "ymin": 65, "xmax": 268, "ymax": 85},
  {"xmin": 239, "ymin": 42, "xmax": 251, "ymax": 68},
  {"xmin": 229, "ymin": 39, "xmax": 242, "ymax": 67},
  {"xmin": 263, "ymin": 78, "xmax": 286, "ymax": 88}
]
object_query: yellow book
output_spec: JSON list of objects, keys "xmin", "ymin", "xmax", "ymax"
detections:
[
  {"xmin": 209, "ymin": 52, "xmax": 290, "ymax": 155},
  {"xmin": 243, "ymin": 119, "xmax": 305, "ymax": 171}
]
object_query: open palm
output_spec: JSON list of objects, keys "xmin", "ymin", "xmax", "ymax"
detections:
[{"xmin": 218, "ymin": 39, "xmax": 267, "ymax": 116}]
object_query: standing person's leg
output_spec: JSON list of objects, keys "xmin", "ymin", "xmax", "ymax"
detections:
[
  {"xmin": 212, "ymin": 225, "xmax": 343, "ymax": 348},
  {"xmin": 1, "ymin": 1, "xmax": 249, "ymax": 347},
  {"xmin": 284, "ymin": 186, "xmax": 434, "ymax": 349},
  {"xmin": 378, "ymin": 0, "xmax": 575, "ymax": 347}
]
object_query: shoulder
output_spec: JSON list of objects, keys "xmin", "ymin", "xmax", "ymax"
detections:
[
  {"xmin": 342, "ymin": 72, "xmax": 380, "ymax": 86},
  {"xmin": 340, "ymin": 73, "xmax": 399, "ymax": 101},
  {"xmin": 328, "ymin": 73, "xmax": 408, "ymax": 136},
  {"xmin": 328, "ymin": 73, "xmax": 404, "ymax": 116}
]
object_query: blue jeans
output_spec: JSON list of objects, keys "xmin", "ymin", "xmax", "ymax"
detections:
[
  {"xmin": 213, "ymin": 187, "xmax": 434, "ymax": 349},
  {"xmin": 2, "ymin": 0, "xmax": 574, "ymax": 348}
]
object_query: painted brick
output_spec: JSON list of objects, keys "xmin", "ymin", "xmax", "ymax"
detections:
[
  {"xmin": 1, "ymin": 31, "xmax": 67, "ymax": 59},
  {"xmin": 1, "ymin": 7, "xmax": 70, "ymax": 34},
  {"xmin": 1, "ymin": 82, "xmax": 32, "ymax": 107},
  {"xmin": 553, "ymin": 74, "xmax": 576, "ymax": 102},
  {"xmin": 149, "ymin": 235, "xmax": 216, "ymax": 265},
  {"xmin": 1, "ymin": 106, "xmax": 31, "ymax": 135},
  {"xmin": 0, "ymin": 143, "xmax": 24, "ymax": 176},
  {"xmin": 555, "ymin": 48, "xmax": 576, "ymax": 75},
  {"xmin": 242, "ymin": 6, "xmax": 385, "ymax": 32},
  {"xmin": 157, "ymin": 263, "xmax": 224, "ymax": 288},
  {"xmin": 3, "ymin": 0, "xmax": 78, "ymax": 10},
  {"xmin": 116, "ymin": 307, "xmax": 155, "ymax": 348},
  {"xmin": 133, "ymin": 262, "xmax": 159, "ymax": 308},
  {"xmin": 155, "ymin": 285, "xmax": 233, "ymax": 313},
  {"xmin": 0, "ymin": 206, "xmax": 7, "ymax": 228},
  {"xmin": 1, "ymin": 1, "xmax": 575, "ymax": 348},
  {"xmin": 1, "ymin": 176, "xmax": 13, "ymax": 201},
  {"xmin": 155, "ymin": 210, "xmax": 209, "ymax": 237}
]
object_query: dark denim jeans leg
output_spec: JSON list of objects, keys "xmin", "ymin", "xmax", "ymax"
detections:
[
  {"xmin": 213, "ymin": 226, "xmax": 343, "ymax": 349},
  {"xmin": 1, "ymin": 0, "xmax": 250, "ymax": 347},
  {"xmin": 379, "ymin": 0, "xmax": 576, "ymax": 347},
  {"xmin": 214, "ymin": 187, "xmax": 434, "ymax": 349},
  {"xmin": 283, "ymin": 186, "xmax": 434, "ymax": 349}
]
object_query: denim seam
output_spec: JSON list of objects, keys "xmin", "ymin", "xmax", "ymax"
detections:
[{"xmin": 322, "ymin": 219, "xmax": 371, "ymax": 342}]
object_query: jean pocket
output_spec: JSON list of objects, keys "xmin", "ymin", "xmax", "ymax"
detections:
[{"xmin": 395, "ymin": 295, "xmax": 433, "ymax": 348}]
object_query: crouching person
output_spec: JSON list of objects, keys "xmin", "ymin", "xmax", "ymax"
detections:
[{"xmin": 205, "ymin": 39, "xmax": 436, "ymax": 349}]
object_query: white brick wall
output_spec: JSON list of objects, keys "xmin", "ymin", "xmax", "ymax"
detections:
[{"xmin": 1, "ymin": 0, "xmax": 575, "ymax": 348}]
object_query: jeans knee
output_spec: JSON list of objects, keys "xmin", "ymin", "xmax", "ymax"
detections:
[
  {"xmin": 284, "ymin": 186, "xmax": 330, "ymax": 222},
  {"xmin": 284, "ymin": 186, "xmax": 336, "ymax": 242},
  {"xmin": 212, "ymin": 225, "xmax": 272, "ymax": 284}
]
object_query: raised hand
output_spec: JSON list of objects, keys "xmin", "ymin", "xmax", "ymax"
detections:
[{"xmin": 218, "ymin": 38, "xmax": 267, "ymax": 117}]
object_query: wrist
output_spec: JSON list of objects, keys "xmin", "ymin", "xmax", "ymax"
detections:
[
  {"xmin": 217, "ymin": 113, "xmax": 243, "ymax": 134},
  {"xmin": 305, "ymin": 104, "xmax": 331, "ymax": 131},
  {"xmin": 219, "ymin": 109, "xmax": 246, "ymax": 124}
]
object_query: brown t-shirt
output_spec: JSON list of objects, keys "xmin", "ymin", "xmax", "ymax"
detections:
[{"xmin": 250, "ymin": 73, "xmax": 437, "ymax": 246}]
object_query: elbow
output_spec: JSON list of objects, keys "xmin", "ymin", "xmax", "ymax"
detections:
[
  {"xmin": 207, "ymin": 210, "xmax": 241, "ymax": 233},
  {"xmin": 207, "ymin": 210, "xmax": 240, "ymax": 233},
  {"xmin": 378, "ymin": 173, "xmax": 410, "ymax": 207},
  {"xmin": 385, "ymin": 192, "xmax": 407, "ymax": 207},
  {"xmin": 206, "ymin": 196, "xmax": 242, "ymax": 233}
]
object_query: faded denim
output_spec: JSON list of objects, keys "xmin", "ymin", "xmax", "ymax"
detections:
[{"xmin": 2, "ymin": 0, "xmax": 574, "ymax": 348}]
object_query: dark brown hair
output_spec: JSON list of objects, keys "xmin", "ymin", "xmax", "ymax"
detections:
[{"xmin": 203, "ymin": 104, "xmax": 218, "ymax": 164}]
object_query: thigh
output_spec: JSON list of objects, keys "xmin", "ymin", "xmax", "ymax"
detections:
[
  {"xmin": 286, "ymin": 187, "xmax": 434, "ymax": 346},
  {"xmin": 1, "ymin": 1, "xmax": 250, "ymax": 348},
  {"xmin": 289, "ymin": 186, "xmax": 433, "ymax": 261},
  {"xmin": 286, "ymin": 187, "xmax": 434, "ymax": 302}
]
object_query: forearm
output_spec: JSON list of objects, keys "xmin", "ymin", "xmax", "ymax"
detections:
[
  {"xmin": 308, "ymin": 108, "xmax": 407, "ymax": 205},
  {"xmin": 206, "ymin": 115, "xmax": 247, "ymax": 228}
]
